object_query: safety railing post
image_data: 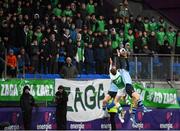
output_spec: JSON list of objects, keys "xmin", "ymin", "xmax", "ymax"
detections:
[
  {"xmin": 170, "ymin": 55, "xmax": 174, "ymax": 81},
  {"xmin": 4, "ymin": 49, "xmax": 7, "ymax": 79},
  {"xmin": 150, "ymin": 56, "xmax": 153, "ymax": 81},
  {"xmin": 135, "ymin": 56, "xmax": 138, "ymax": 81}
]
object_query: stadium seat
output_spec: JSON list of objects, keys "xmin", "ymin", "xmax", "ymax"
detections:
[
  {"xmin": 129, "ymin": 61, "xmax": 142, "ymax": 76},
  {"xmin": 173, "ymin": 63, "xmax": 180, "ymax": 75}
]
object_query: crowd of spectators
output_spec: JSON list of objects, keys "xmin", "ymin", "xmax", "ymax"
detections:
[{"xmin": 0, "ymin": 0, "xmax": 180, "ymax": 78}]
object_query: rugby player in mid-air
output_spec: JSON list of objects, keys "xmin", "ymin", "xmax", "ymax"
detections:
[{"xmin": 114, "ymin": 48, "xmax": 152, "ymax": 127}]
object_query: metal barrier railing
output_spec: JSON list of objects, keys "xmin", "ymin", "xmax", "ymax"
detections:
[
  {"xmin": 1, "ymin": 52, "xmax": 180, "ymax": 81},
  {"xmin": 120, "ymin": 54, "xmax": 180, "ymax": 81}
]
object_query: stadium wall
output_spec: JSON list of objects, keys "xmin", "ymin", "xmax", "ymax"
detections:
[{"xmin": 0, "ymin": 79, "xmax": 179, "ymax": 130}]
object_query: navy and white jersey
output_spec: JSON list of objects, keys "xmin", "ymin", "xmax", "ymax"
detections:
[
  {"xmin": 119, "ymin": 57, "xmax": 129, "ymax": 71},
  {"xmin": 119, "ymin": 69, "xmax": 132, "ymax": 84},
  {"xmin": 108, "ymin": 82, "xmax": 118, "ymax": 92}
]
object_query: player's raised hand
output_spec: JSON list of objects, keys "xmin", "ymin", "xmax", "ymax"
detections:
[
  {"xmin": 109, "ymin": 58, "xmax": 113, "ymax": 65},
  {"xmin": 117, "ymin": 49, "xmax": 120, "ymax": 57}
]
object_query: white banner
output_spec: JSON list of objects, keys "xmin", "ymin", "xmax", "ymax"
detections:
[{"xmin": 55, "ymin": 79, "xmax": 111, "ymax": 122}]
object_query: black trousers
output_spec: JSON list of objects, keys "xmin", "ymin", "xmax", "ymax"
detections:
[
  {"xmin": 48, "ymin": 57, "xmax": 57, "ymax": 74},
  {"xmin": 22, "ymin": 110, "xmax": 32, "ymax": 130},
  {"xmin": 109, "ymin": 112, "xmax": 116, "ymax": 130},
  {"xmin": 7, "ymin": 66, "xmax": 17, "ymax": 77},
  {"xmin": 39, "ymin": 58, "xmax": 48, "ymax": 74},
  {"xmin": 56, "ymin": 109, "xmax": 67, "ymax": 130}
]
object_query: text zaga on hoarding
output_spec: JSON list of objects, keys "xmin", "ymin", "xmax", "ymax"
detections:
[{"xmin": 64, "ymin": 84, "xmax": 105, "ymax": 112}]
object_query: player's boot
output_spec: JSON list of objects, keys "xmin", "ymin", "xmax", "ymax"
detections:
[
  {"xmin": 138, "ymin": 99, "xmax": 152, "ymax": 113},
  {"xmin": 101, "ymin": 110, "xmax": 110, "ymax": 118},
  {"xmin": 130, "ymin": 114, "xmax": 138, "ymax": 128},
  {"xmin": 143, "ymin": 107, "xmax": 152, "ymax": 113},
  {"xmin": 118, "ymin": 110, "xmax": 126, "ymax": 123}
]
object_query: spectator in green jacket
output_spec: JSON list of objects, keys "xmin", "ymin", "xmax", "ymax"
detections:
[
  {"xmin": 119, "ymin": 30, "xmax": 125, "ymax": 46},
  {"xmin": 33, "ymin": 26, "xmax": 43, "ymax": 44},
  {"xmin": 90, "ymin": 14, "xmax": 97, "ymax": 32},
  {"xmin": 27, "ymin": 24, "xmax": 34, "ymax": 47},
  {"xmin": 75, "ymin": 40, "xmax": 84, "ymax": 73},
  {"xmin": 149, "ymin": 17, "xmax": 158, "ymax": 32},
  {"xmin": 125, "ymin": 28, "xmax": 135, "ymax": 50},
  {"xmin": 142, "ymin": 31, "xmax": 149, "ymax": 47},
  {"xmin": 156, "ymin": 26, "xmax": 166, "ymax": 47},
  {"xmin": 109, "ymin": 28, "xmax": 121, "ymax": 50},
  {"xmin": 124, "ymin": 17, "xmax": 131, "ymax": 35},
  {"xmin": 86, "ymin": 0, "xmax": 95, "ymax": 15},
  {"xmin": 143, "ymin": 17, "xmax": 149, "ymax": 32},
  {"xmin": 96, "ymin": 15, "xmax": 105, "ymax": 32},
  {"xmin": 52, "ymin": 3, "xmax": 62, "ymax": 18},
  {"xmin": 166, "ymin": 27, "xmax": 176, "ymax": 48},
  {"xmin": 17, "ymin": 1, "xmax": 22, "ymax": 15},
  {"xmin": 62, "ymin": 5, "xmax": 73, "ymax": 17}
]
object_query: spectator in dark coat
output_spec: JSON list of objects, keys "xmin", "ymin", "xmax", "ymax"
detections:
[
  {"xmin": 22, "ymin": 2, "xmax": 32, "ymax": 17},
  {"xmin": 48, "ymin": 34, "xmax": 59, "ymax": 74},
  {"xmin": 133, "ymin": 31, "xmax": 143, "ymax": 53},
  {"xmin": 32, "ymin": 13, "xmax": 41, "ymax": 28},
  {"xmin": 39, "ymin": 38, "xmax": 50, "ymax": 74},
  {"xmin": 134, "ymin": 15, "xmax": 145, "ymax": 32},
  {"xmin": 175, "ymin": 30, "xmax": 180, "ymax": 54},
  {"xmin": 62, "ymin": 29, "xmax": 71, "ymax": 45},
  {"xmin": 58, "ymin": 41, "xmax": 67, "ymax": 73},
  {"xmin": 17, "ymin": 48, "xmax": 30, "ymax": 74},
  {"xmin": 17, "ymin": 25, "xmax": 29, "ymax": 48},
  {"xmin": 78, "ymin": 3, "xmax": 87, "ymax": 21},
  {"xmin": 69, "ymin": 24, "xmax": 77, "ymax": 43},
  {"xmin": 82, "ymin": 28, "xmax": 90, "ymax": 43},
  {"xmin": 0, "ymin": 38, "xmax": 5, "ymax": 78},
  {"xmin": 93, "ymin": 32, "xmax": 102, "ymax": 48},
  {"xmin": 102, "ymin": 29, "xmax": 109, "ymax": 42},
  {"xmin": 119, "ymin": 17, "xmax": 125, "ymax": 31},
  {"xmin": 55, "ymin": 85, "xmax": 68, "ymax": 130},
  {"xmin": 106, "ymin": 19, "xmax": 114, "ymax": 31},
  {"xmin": 84, "ymin": 15, "xmax": 91, "ymax": 29},
  {"xmin": 148, "ymin": 31, "xmax": 157, "ymax": 53},
  {"xmin": 75, "ymin": 13, "xmax": 83, "ymax": 30},
  {"xmin": 95, "ymin": 43, "xmax": 105, "ymax": 74},
  {"xmin": 104, "ymin": 40, "xmax": 112, "ymax": 74},
  {"xmin": 60, "ymin": 57, "xmax": 78, "ymax": 78},
  {"xmin": 159, "ymin": 40, "xmax": 172, "ymax": 54},
  {"xmin": 30, "ymin": 39, "xmax": 39, "ymax": 73},
  {"xmin": 8, "ymin": 23, "xmax": 17, "ymax": 48},
  {"xmin": 20, "ymin": 86, "xmax": 35, "ymax": 130},
  {"xmin": 65, "ymin": 39, "xmax": 75, "ymax": 58},
  {"xmin": 84, "ymin": 43, "xmax": 95, "ymax": 74}
]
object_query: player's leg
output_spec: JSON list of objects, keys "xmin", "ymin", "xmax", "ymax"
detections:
[
  {"xmin": 125, "ymin": 84, "xmax": 138, "ymax": 127},
  {"xmin": 114, "ymin": 89, "xmax": 127, "ymax": 123},
  {"xmin": 131, "ymin": 90, "xmax": 152, "ymax": 112},
  {"xmin": 126, "ymin": 84, "xmax": 151, "ymax": 127},
  {"xmin": 102, "ymin": 94, "xmax": 111, "ymax": 110},
  {"xmin": 101, "ymin": 94, "xmax": 111, "ymax": 118},
  {"xmin": 136, "ymin": 94, "xmax": 152, "ymax": 112},
  {"xmin": 122, "ymin": 70, "xmax": 151, "ymax": 112}
]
